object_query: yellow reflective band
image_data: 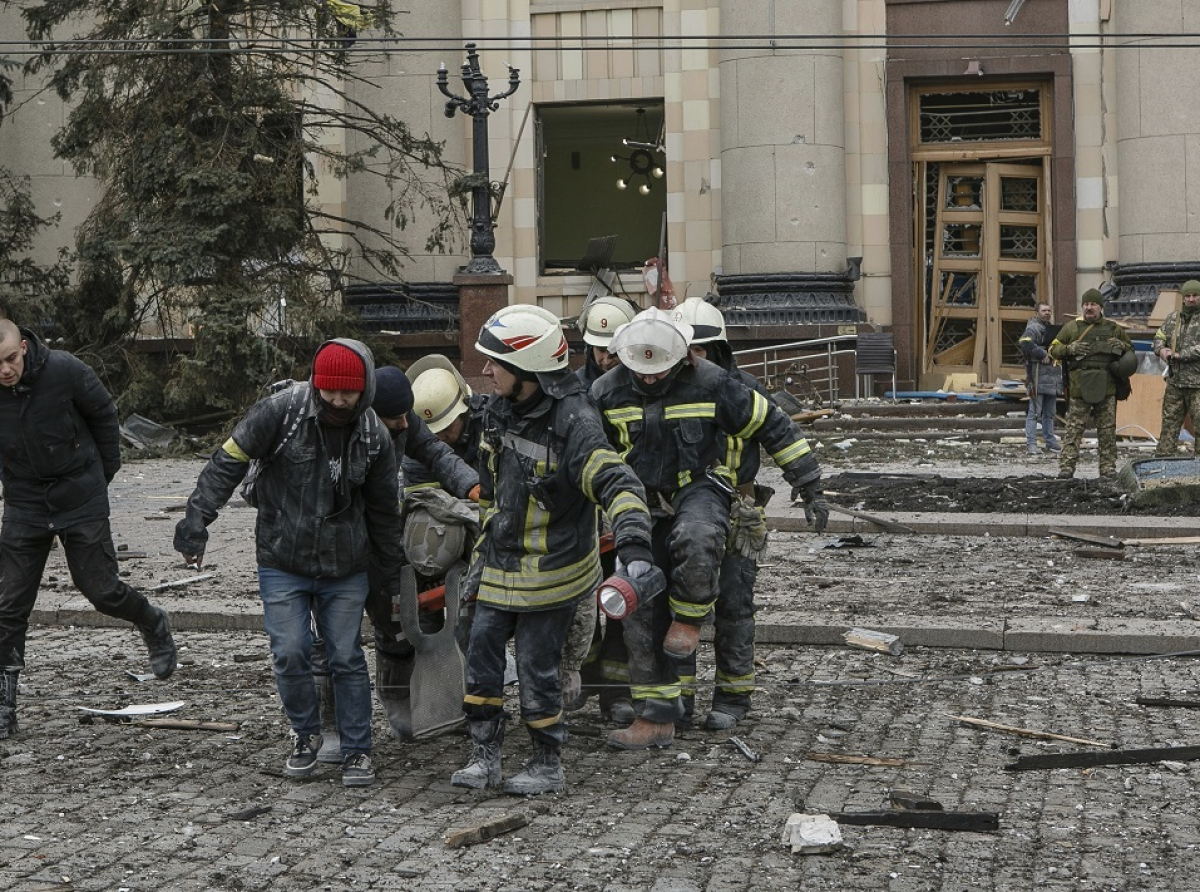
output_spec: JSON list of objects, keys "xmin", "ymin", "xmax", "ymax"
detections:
[
  {"xmin": 527, "ymin": 712, "xmax": 564, "ymax": 729},
  {"xmin": 222, "ymin": 438, "xmax": 250, "ymax": 463},
  {"xmin": 600, "ymin": 660, "xmax": 631, "ymax": 683},
  {"xmin": 676, "ymin": 469, "xmax": 693, "ymax": 490},
  {"xmin": 715, "ymin": 670, "xmax": 755, "ymax": 694},
  {"xmin": 607, "ymin": 490, "xmax": 649, "ymax": 520},
  {"xmin": 734, "ymin": 391, "xmax": 770, "ymax": 439},
  {"xmin": 605, "ymin": 406, "xmax": 643, "ymax": 424},
  {"xmin": 668, "ymin": 597, "xmax": 711, "ymax": 619},
  {"xmin": 630, "ymin": 682, "xmax": 683, "ymax": 701},
  {"xmin": 678, "ymin": 673, "xmax": 697, "ymax": 697},
  {"xmin": 725, "ymin": 436, "xmax": 746, "ymax": 473},
  {"xmin": 580, "ymin": 449, "xmax": 624, "ymax": 501},
  {"xmin": 773, "ymin": 438, "xmax": 812, "ymax": 466},
  {"xmin": 463, "ymin": 694, "xmax": 504, "ymax": 707},
  {"xmin": 665, "ymin": 402, "xmax": 716, "ymax": 420}
]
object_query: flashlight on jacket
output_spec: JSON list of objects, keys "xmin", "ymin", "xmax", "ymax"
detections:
[{"xmin": 597, "ymin": 564, "xmax": 666, "ymax": 620}]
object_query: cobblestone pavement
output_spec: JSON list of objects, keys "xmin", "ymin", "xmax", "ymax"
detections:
[{"xmin": 5, "ymin": 627, "xmax": 1200, "ymax": 891}]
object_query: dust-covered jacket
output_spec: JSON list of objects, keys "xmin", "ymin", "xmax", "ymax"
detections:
[
  {"xmin": 0, "ymin": 327, "xmax": 121, "ymax": 528},
  {"xmin": 470, "ymin": 372, "xmax": 652, "ymax": 612},
  {"xmin": 590, "ymin": 356, "xmax": 821, "ymax": 499},
  {"xmin": 1153, "ymin": 306, "xmax": 1200, "ymax": 389},
  {"xmin": 1017, "ymin": 315, "xmax": 1063, "ymax": 396},
  {"xmin": 173, "ymin": 338, "xmax": 404, "ymax": 582}
]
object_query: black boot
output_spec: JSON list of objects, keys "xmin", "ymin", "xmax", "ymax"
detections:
[
  {"xmin": 451, "ymin": 717, "xmax": 505, "ymax": 789},
  {"xmin": 503, "ymin": 738, "xmax": 565, "ymax": 795},
  {"xmin": 140, "ymin": 608, "xmax": 177, "ymax": 680},
  {"xmin": 0, "ymin": 670, "xmax": 18, "ymax": 740}
]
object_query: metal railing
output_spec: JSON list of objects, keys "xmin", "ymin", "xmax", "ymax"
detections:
[{"xmin": 733, "ymin": 334, "xmax": 860, "ymax": 405}]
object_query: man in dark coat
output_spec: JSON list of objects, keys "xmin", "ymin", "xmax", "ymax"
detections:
[{"xmin": 0, "ymin": 319, "xmax": 177, "ymax": 740}]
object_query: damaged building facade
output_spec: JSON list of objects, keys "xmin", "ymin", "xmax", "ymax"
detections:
[{"xmin": 5, "ymin": 1, "xmax": 1200, "ymax": 392}]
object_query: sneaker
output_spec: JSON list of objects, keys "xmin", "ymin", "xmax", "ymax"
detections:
[
  {"xmin": 1047, "ymin": 442, "xmax": 1063, "ymax": 454},
  {"xmin": 342, "ymin": 753, "xmax": 375, "ymax": 787},
  {"xmin": 284, "ymin": 731, "xmax": 323, "ymax": 778},
  {"xmin": 1026, "ymin": 446, "xmax": 1042, "ymax": 456}
]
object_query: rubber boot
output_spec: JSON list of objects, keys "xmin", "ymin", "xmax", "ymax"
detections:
[
  {"xmin": 451, "ymin": 718, "xmax": 505, "ymax": 789},
  {"xmin": 503, "ymin": 738, "xmax": 565, "ymax": 796},
  {"xmin": 314, "ymin": 673, "xmax": 342, "ymax": 763},
  {"xmin": 608, "ymin": 717, "xmax": 674, "ymax": 750},
  {"xmin": 0, "ymin": 670, "xmax": 18, "ymax": 740},
  {"xmin": 139, "ymin": 608, "xmax": 177, "ymax": 680}
]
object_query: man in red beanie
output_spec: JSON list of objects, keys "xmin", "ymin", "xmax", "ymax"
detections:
[{"xmin": 174, "ymin": 339, "xmax": 404, "ymax": 787}]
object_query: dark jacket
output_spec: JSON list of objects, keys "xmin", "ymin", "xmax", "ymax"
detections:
[
  {"xmin": 472, "ymin": 372, "xmax": 652, "ymax": 611},
  {"xmin": 590, "ymin": 357, "xmax": 821, "ymax": 500},
  {"xmin": 0, "ymin": 327, "xmax": 121, "ymax": 528},
  {"xmin": 1018, "ymin": 315, "xmax": 1063, "ymax": 396},
  {"xmin": 399, "ymin": 393, "xmax": 486, "ymax": 497},
  {"xmin": 174, "ymin": 338, "xmax": 404, "ymax": 582}
]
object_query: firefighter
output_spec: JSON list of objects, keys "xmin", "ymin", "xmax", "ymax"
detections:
[
  {"xmin": 672, "ymin": 297, "xmax": 774, "ymax": 730},
  {"xmin": 591, "ymin": 307, "xmax": 827, "ymax": 750},
  {"xmin": 575, "ymin": 296, "xmax": 638, "ymax": 387},
  {"xmin": 451, "ymin": 304, "xmax": 654, "ymax": 795},
  {"xmin": 569, "ymin": 296, "xmax": 640, "ymax": 724}
]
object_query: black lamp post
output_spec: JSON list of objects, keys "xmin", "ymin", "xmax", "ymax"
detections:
[{"xmin": 437, "ymin": 43, "xmax": 520, "ymax": 275}]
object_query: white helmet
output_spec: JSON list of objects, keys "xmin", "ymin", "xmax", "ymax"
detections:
[
  {"xmin": 476, "ymin": 304, "xmax": 569, "ymax": 373},
  {"xmin": 412, "ymin": 368, "xmax": 471, "ymax": 433},
  {"xmin": 579, "ymin": 296, "xmax": 638, "ymax": 348},
  {"xmin": 609, "ymin": 307, "xmax": 694, "ymax": 375},
  {"xmin": 677, "ymin": 297, "xmax": 727, "ymax": 345}
]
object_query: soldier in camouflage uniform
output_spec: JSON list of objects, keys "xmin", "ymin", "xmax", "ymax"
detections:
[
  {"xmin": 1049, "ymin": 289, "xmax": 1134, "ymax": 479},
  {"xmin": 1152, "ymin": 280, "xmax": 1200, "ymax": 456}
]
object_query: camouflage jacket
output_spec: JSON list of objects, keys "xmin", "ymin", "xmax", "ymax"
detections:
[{"xmin": 1153, "ymin": 307, "xmax": 1200, "ymax": 389}]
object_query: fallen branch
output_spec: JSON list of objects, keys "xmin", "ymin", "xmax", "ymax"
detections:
[
  {"xmin": 806, "ymin": 752, "xmax": 907, "ymax": 767},
  {"xmin": 832, "ymin": 810, "xmax": 999, "ymax": 833},
  {"xmin": 1125, "ymin": 536, "xmax": 1200, "ymax": 547},
  {"xmin": 445, "ymin": 811, "xmax": 531, "ymax": 848},
  {"xmin": 946, "ymin": 713, "xmax": 1114, "ymax": 749},
  {"xmin": 1005, "ymin": 744, "xmax": 1200, "ymax": 772}
]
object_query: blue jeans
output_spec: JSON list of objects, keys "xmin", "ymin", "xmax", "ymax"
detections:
[
  {"xmin": 258, "ymin": 567, "xmax": 372, "ymax": 755},
  {"xmin": 1026, "ymin": 392, "xmax": 1059, "ymax": 449}
]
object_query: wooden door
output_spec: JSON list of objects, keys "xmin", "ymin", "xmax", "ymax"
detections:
[{"xmin": 924, "ymin": 161, "xmax": 1045, "ymax": 384}]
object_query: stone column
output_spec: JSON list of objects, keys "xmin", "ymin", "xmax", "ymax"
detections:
[
  {"xmin": 718, "ymin": 0, "xmax": 847, "ymax": 275},
  {"xmin": 1115, "ymin": 5, "xmax": 1200, "ymax": 265},
  {"xmin": 455, "ymin": 273, "xmax": 513, "ymax": 388}
]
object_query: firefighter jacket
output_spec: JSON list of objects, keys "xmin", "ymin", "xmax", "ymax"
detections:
[
  {"xmin": 1018, "ymin": 315, "xmax": 1063, "ymax": 396},
  {"xmin": 401, "ymin": 393, "xmax": 487, "ymax": 496},
  {"xmin": 590, "ymin": 357, "xmax": 821, "ymax": 500},
  {"xmin": 174, "ymin": 338, "xmax": 405, "ymax": 583},
  {"xmin": 1153, "ymin": 305, "xmax": 1200, "ymax": 389},
  {"xmin": 0, "ymin": 327, "xmax": 121, "ymax": 529},
  {"xmin": 1049, "ymin": 316, "xmax": 1134, "ymax": 403},
  {"xmin": 471, "ymin": 372, "xmax": 652, "ymax": 612}
]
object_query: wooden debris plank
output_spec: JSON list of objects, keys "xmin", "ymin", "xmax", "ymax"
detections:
[
  {"xmin": 826, "ymin": 504, "xmax": 916, "ymax": 534},
  {"xmin": 1005, "ymin": 744, "xmax": 1200, "ymax": 772},
  {"xmin": 1073, "ymin": 547, "xmax": 1127, "ymax": 561},
  {"xmin": 1136, "ymin": 697, "xmax": 1200, "ymax": 709},
  {"xmin": 445, "ymin": 811, "xmax": 531, "ymax": 848},
  {"xmin": 136, "ymin": 719, "xmax": 241, "ymax": 732},
  {"xmin": 1048, "ymin": 528, "xmax": 1125, "ymax": 548},
  {"xmin": 806, "ymin": 752, "xmax": 907, "ymax": 767},
  {"xmin": 832, "ymin": 810, "xmax": 999, "ymax": 832},
  {"xmin": 946, "ymin": 713, "xmax": 1113, "ymax": 749},
  {"xmin": 1125, "ymin": 536, "xmax": 1200, "ymax": 547},
  {"xmin": 792, "ymin": 409, "xmax": 835, "ymax": 423},
  {"xmin": 844, "ymin": 628, "xmax": 904, "ymax": 656}
]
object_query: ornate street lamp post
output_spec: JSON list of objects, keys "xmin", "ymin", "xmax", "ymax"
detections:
[{"xmin": 437, "ymin": 43, "xmax": 520, "ymax": 275}]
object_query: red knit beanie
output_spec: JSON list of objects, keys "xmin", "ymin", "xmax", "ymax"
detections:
[{"xmin": 313, "ymin": 343, "xmax": 366, "ymax": 391}]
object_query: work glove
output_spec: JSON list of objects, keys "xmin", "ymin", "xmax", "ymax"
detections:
[
  {"xmin": 1105, "ymin": 337, "xmax": 1126, "ymax": 356},
  {"xmin": 1067, "ymin": 340, "xmax": 1092, "ymax": 358},
  {"xmin": 791, "ymin": 481, "xmax": 830, "ymax": 534}
]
